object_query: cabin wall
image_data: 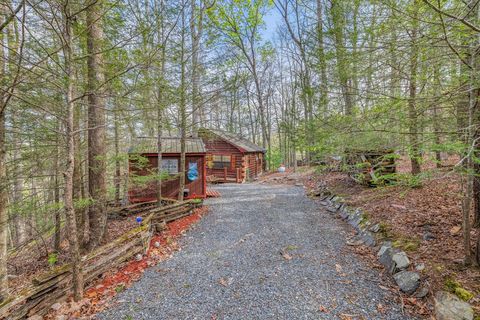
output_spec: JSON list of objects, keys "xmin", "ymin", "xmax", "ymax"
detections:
[
  {"xmin": 246, "ymin": 152, "xmax": 264, "ymax": 180},
  {"xmin": 202, "ymin": 138, "xmax": 265, "ymax": 182},
  {"xmin": 203, "ymin": 139, "xmax": 245, "ymax": 181},
  {"xmin": 128, "ymin": 154, "xmax": 206, "ymax": 203}
]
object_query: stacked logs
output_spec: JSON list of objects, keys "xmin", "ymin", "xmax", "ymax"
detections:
[
  {"xmin": 346, "ymin": 149, "xmax": 396, "ymax": 186},
  {"xmin": 148, "ymin": 200, "xmax": 199, "ymax": 232},
  {"xmin": 0, "ymin": 199, "xmax": 202, "ymax": 320}
]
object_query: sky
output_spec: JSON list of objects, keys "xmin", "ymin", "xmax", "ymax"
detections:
[{"xmin": 261, "ymin": 7, "xmax": 282, "ymax": 42}]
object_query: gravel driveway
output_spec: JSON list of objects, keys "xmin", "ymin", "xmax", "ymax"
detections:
[{"xmin": 98, "ymin": 183, "xmax": 412, "ymax": 320}]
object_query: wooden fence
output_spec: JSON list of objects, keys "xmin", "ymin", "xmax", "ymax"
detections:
[{"xmin": 0, "ymin": 199, "xmax": 200, "ymax": 320}]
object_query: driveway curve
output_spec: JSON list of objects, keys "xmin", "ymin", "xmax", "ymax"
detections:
[{"xmin": 98, "ymin": 183, "xmax": 411, "ymax": 320}]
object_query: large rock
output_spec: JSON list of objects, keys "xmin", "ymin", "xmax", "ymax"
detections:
[
  {"xmin": 435, "ymin": 291, "xmax": 473, "ymax": 320},
  {"xmin": 392, "ymin": 251, "xmax": 410, "ymax": 270},
  {"xmin": 378, "ymin": 245, "xmax": 410, "ymax": 274},
  {"xmin": 393, "ymin": 271, "xmax": 420, "ymax": 294},
  {"xmin": 414, "ymin": 286, "xmax": 429, "ymax": 299},
  {"xmin": 378, "ymin": 246, "xmax": 396, "ymax": 273},
  {"xmin": 370, "ymin": 223, "xmax": 381, "ymax": 233},
  {"xmin": 377, "ymin": 242, "xmax": 392, "ymax": 256},
  {"xmin": 327, "ymin": 206, "xmax": 338, "ymax": 213},
  {"xmin": 359, "ymin": 231, "xmax": 376, "ymax": 247},
  {"xmin": 339, "ymin": 208, "xmax": 349, "ymax": 220}
]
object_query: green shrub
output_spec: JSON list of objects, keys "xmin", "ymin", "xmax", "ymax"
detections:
[{"xmin": 48, "ymin": 252, "xmax": 58, "ymax": 267}]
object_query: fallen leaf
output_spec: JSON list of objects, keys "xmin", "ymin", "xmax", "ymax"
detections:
[
  {"xmin": 280, "ymin": 250, "xmax": 293, "ymax": 261},
  {"xmin": 218, "ymin": 277, "xmax": 230, "ymax": 287},
  {"xmin": 450, "ymin": 225, "xmax": 461, "ymax": 235},
  {"xmin": 335, "ymin": 264, "xmax": 343, "ymax": 273},
  {"xmin": 318, "ymin": 305, "xmax": 329, "ymax": 313},
  {"xmin": 377, "ymin": 303, "xmax": 386, "ymax": 313}
]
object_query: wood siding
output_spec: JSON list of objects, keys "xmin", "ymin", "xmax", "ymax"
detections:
[
  {"xmin": 204, "ymin": 139, "xmax": 244, "ymax": 181},
  {"xmin": 203, "ymin": 138, "xmax": 263, "ymax": 182},
  {"xmin": 128, "ymin": 154, "xmax": 206, "ymax": 203},
  {"xmin": 246, "ymin": 153, "xmax": 263, "ymax": 179}
]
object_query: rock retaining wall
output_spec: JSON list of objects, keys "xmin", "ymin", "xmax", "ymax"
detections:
[{"xmin": 317, "ymin": 193, "xmax": 474, "ymax": 320}]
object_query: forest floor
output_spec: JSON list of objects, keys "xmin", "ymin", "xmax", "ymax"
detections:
[
  {"xmin": 259, "ymin": 157, "xmax": 480, "ymax": 317},
  {"xmin": 98, "ymin": 183, "xmax": 411, "ymax": 320}
]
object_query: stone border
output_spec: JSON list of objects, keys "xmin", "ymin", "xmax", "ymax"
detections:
[
  {"xmin": 319, "ymin": 194, "xmax": 424, "ymax": 295},
  {"xmin": 318, "ymin": 194, "xmax": 475, "ymax": 319}
]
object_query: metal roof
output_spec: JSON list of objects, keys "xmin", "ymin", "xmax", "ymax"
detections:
[
  {"xmin": 199, "ymin": 129, "xmax": 266, "ymax": 153},
  {"xmin": 129, "ymin": 137, "xmax": 206, "ymax": 154}
]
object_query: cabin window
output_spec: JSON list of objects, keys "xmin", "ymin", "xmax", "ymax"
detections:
[
  {"xmin": 213, "ymin": 155, "xmax": 231, "ymax": 169},
  {"xmin": 161, "ymin": 158, "xmax": 179, "ymax": 174}
]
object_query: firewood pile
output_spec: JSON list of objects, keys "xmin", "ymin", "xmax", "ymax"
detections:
[
  {"xmin": 0, "ymin": 199, "xmax": 202, "ymax": 320},
  {"xmin": 345, "ymin": 149, "xmax": 397, "ymax": 186}
]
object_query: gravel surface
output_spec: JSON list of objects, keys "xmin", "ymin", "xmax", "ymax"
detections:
[{"xmin": 98, "ymin": 183, "xmax": 412, "ymax": 320}]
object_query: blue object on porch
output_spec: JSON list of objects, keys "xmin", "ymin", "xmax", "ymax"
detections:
[{"xmin": 188, "ymin": 162, "xmax": 199, "ymax": 181}]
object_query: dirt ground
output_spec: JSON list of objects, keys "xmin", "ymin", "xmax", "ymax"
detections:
[{"xmin": 259, "ymin": 157, "xmax": 480, "ymax": 317}]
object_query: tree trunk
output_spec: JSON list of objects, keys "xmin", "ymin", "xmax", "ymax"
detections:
[
  {"xmin": 7, "ymin": 15, "xmax": 23, "ymax": 247},
  {"xmin": 63, "ymin": 1, "xmax": 83, "ymax": 300},
  {"xmin": 156, "ymin": 0, "xmax": 166, "ymax": 206},
  {"xmin": 73, "ymin": 93, "xmax": 84, "ymax": 245},
  {"xmin": 114, "ymin": 108, "xmax": 121, "ymax": 205},
  {"xmin": 433, "ymin": 64, "xmax": 442, "ymax": 168},
  {"xmin": 178, "ymin": 0, "xmax": 187, "ymax": 201},
  {"xmin": 408, "ymin": 1, "xmax": 421, "ymax": 175},
  {"xmin": 190, "ymin": 0, "xmax": 203, "ymax": 135},
  {"xmin": 316, "ymin": 0, "xmax": 328, "ymax": 114},
  {"xmin": 86, "ymin": 0, "xmax": 107, "ymax": 250},
  {"xmin": 0, "ymin": 95, "xmax": 7, "ymax": 304},
  {"xmin": 253, "ymin": 72, "xmax": 268, "ymax": 149},
  {"xmin": 12, "ymin": 111, "xmax": 23, "ymax": 247},
  {"xmin": 331, "ymin": 0, "xmax": 353, "ymax": 115},
  {"xmin": 463, "ymin": 173, "xmax": 473, "ymax": 265},
  {"xmin": 0, "ymin": 2, "xmax": 9, "ymax": 303},
  {"xmin": 54, "ymin": 123, "xmax": 61, "ymax": 252}
]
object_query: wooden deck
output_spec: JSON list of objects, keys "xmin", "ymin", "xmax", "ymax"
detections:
[{"xmin": 206, "ymin": 188, "xmax": 221, "ymax": 198}]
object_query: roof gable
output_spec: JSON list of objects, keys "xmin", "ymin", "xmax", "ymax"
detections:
[{"xmin": 199, "ymin": 129, "xmax": 265, "ymax": 153}]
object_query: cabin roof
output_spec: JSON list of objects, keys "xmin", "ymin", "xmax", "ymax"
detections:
[
  {"xmin": 199, "ymin": 129, "xmax": 266, "ymax": 153},
  {"xmin": 128, "ymin": 137, "xmax": 206, "ymax": 154}
]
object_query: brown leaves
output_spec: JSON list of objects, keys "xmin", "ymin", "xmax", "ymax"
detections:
[
  {"xmin": 376, "ymin": 303, "xmax": 386, "ymax": 313},
  {"xmin": 281, "ymin": 251, "xmax": 293, "ymax": 261},
  {"xmin": 218, "ymin": 277, "xmax": 232, "ymax": 287},
  {"xmin": 305, "ymin": 159, "xmax": 480, "ymax": 318},
  {"xmin": 335, "ymin": 264, "xmax": 343, "ymax": 273},
  {"xmin": 450, "ymin": 225, "xmax": 461, "ymax": 236},
  {"xmin": 280, "ymin": 245, "xmax": 297, "ymax": 261},
  {"xmin": 318, "ymin": 305, "xmax": 329, "ymax": 313},
  {"xmin": 335, "ymin": 263, "xmax": 347, "ymax": 277},
  {"xmin": 219, "ymin": 277, "xmax": 228, "ymax": 287}
]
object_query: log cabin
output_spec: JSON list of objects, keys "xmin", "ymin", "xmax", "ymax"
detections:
[
  {"xmin": 128, "ymin": 137, "xmax": 207, "ymax": 202},
  {"xmin": 198, "ymin": 129, "xmax": 266, "ymax": 183}
]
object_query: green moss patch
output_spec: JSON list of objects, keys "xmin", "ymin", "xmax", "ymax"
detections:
[
  {"xmin": 392, "ymin": 237, "xmax": 420, "ymax": 252},
  {"xmin": 445, "ymin": 277, "xmax": 475, "ymax": 301}
]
